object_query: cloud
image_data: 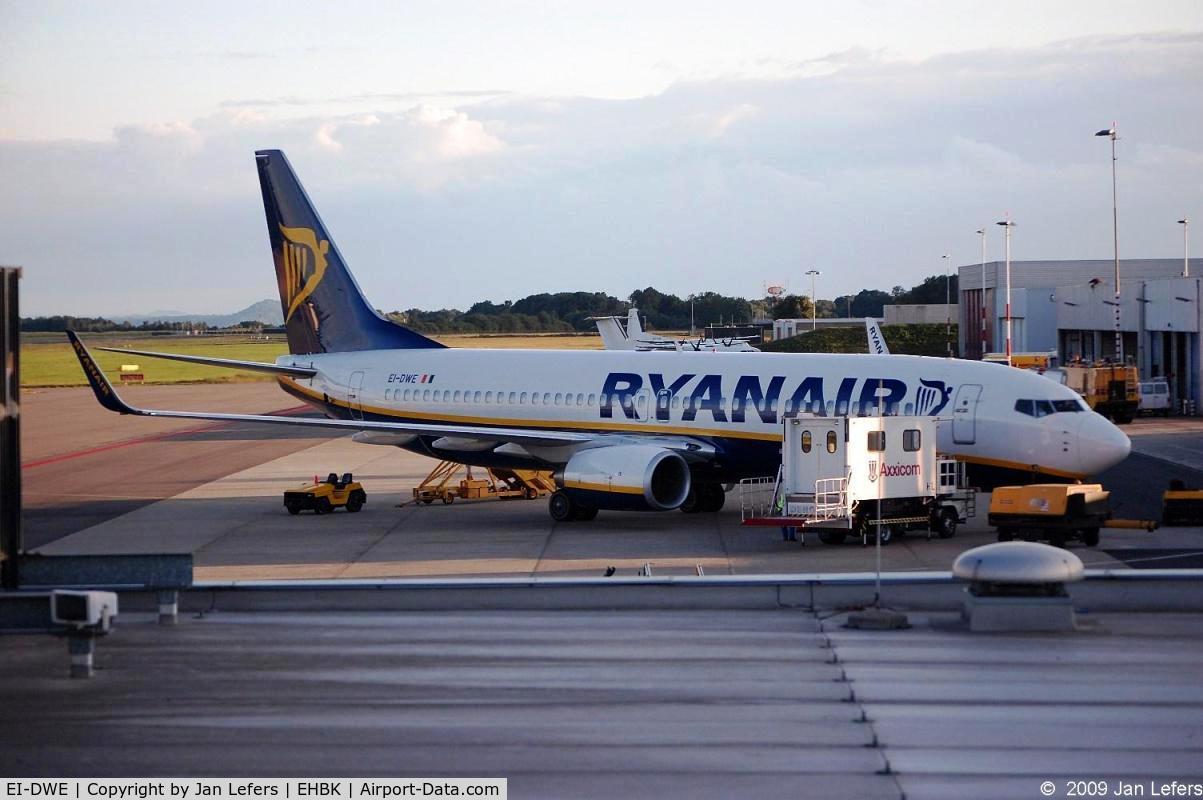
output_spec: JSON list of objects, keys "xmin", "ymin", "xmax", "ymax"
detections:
[{"xmin": 3, "ymin": 33, "xmax": 1202, "ymax": 316}]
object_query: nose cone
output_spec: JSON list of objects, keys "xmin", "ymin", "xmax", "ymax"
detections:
[{"xmin": 1078, "ymin": 412, "xmax": 1131, "ymax": 475}]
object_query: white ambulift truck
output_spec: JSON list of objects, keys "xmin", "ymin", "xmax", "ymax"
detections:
[{"xmin": 740, "ymin": 414, "xmax": 976, "ymax": 545}]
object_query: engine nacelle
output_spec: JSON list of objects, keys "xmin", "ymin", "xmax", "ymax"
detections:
[{"xmin": 559, "ymin": 445, "xmax": 691, "ymax": 511}]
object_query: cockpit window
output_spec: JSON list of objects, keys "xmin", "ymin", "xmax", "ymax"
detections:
[{"xmin": 1015, "ymin": 398, "xmax": 1086, "ymax": 417}]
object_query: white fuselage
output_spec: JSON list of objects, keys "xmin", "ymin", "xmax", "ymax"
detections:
[{"xmin": 277, "ymin": 349, "xmax": 1130, "ymax": 480}]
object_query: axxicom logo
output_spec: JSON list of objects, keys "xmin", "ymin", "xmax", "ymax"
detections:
[{"xmin": 881, "ymin": 463, "xmax": 921, "ymax": 477}]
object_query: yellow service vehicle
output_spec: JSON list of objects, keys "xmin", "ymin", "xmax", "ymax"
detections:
[
  {"xmin": 284, "ymin": 473, "xmax": 366, "ymax": 515},
  {"xmin": 1163, "ymin": 480, "xmax": 1203, "ymax": 526},
  {"xmin": 988, "ymin": 484, "xmax": 1111, "ymax": 547},
  {"xmin": 1061, "ymin": 363, "xmax": 1139, "ymax": 423}
]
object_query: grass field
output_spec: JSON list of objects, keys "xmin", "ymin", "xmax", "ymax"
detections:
[{"xmin": 21, "ymin": 331, "xmax": 605, "ymax": 387}]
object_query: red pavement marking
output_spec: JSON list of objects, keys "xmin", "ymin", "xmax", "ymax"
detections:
[{"xmin": 22, "ymin": 405, "xmax": 312, "ymax": 470}]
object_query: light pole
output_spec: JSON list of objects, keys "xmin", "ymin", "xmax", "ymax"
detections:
[
  {"xmin": 1096, "ymin": 124, "xmax": 1122, "ymax": 362},
  {"xmin": 806, "ymin": 269, "xmax": 820, "ymax": 332},
  {"xmin": 941, "ymin": 253, "xmax": 952, "ymax": 357},
  {"xmin": 996, "ymin": 218, "xmax": 1016, "ymax": 366},
  {"xmin": 976, "ymin": 228, "xmax": 987, "ymax": 359},
  {"xmin": 1180, "ymin": 218, "xmax": 1190, "ymax": 278}
]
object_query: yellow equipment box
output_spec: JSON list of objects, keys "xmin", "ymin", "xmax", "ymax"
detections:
[
  {"xmin": 1163, "ymin": 486, "xmax": 1203, "ymax": 526},
  {"xmin": 284, "ymin": 473, "xmax": 366, "ymax": 515},
  {"xmin": 988, "ymin": 484, "xmax": 1110, "ymax": 547}
]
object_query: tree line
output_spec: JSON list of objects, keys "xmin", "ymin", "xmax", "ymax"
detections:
[{"xmin": 23, "ymin": 275, "xmax": 958, "ymax": 335}]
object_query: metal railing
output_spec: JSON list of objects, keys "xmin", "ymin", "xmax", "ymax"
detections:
[
  {"xmin": 739, "ymin": 474, "xmax": 779, "ymax": 522},
  {"xmin": 813, "ymin": 476, "xmax": 848, "ymax": 519}
]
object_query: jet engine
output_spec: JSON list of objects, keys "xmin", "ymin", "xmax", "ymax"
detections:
[{"xmin": 558, "ymin": 445, "xmax": 691, "ymax": 511}]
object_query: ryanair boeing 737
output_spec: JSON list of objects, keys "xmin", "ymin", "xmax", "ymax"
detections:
[{"xmin": 68, "ymin": 150, "xmax": 1131, "ymax": 521}]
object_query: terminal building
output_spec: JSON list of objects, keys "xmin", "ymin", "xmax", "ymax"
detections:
[{"xmin": 956, "ymin": 258, "xmax": 1201, "ymax": 411}]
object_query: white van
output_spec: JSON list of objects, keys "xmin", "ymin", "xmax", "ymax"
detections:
[{"xmin": 1139, "ymin": 379, "xmax": 1171, "ymax": 416}]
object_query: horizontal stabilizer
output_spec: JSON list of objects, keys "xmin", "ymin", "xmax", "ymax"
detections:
[{"xmin": 95, "ymin": 345, "xmax": 317, "ymax": 377}]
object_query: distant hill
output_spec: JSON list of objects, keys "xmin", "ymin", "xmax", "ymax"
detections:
[{"xmin": 109, "ymin": 299, "xmax": 283, "ymax": 328}]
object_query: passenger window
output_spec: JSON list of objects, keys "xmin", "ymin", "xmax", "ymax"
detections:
[
  {"xmin": 588, "ymin": 393, "xmax": 596, "ymax": 405},
  {"xmin": 453, "ymin": 390, "xmax": 461, "ymax": 403},
  {"xmin": 520, "ymin": 392, "xmax": 528, "ymax": 404},
  {"xmin": 473, "ymin": 391, "xmax": 482, "ymax": 403},
  {"xmin": 801, "ymin": 430, "xmax": 812, "ymax": 453},
  {"xmin": 543, "ymin": 393, "xmax": 552, "ymax": 405},
  {"xmin": 531, "ymin": 392, "xmax": 539, "ymax": 405},
  {"xmin": 485, "ymin": 391, "xmax": 493, "ymax": 403},
  {"xmin": 554, "ymin": 393, "xmax": 563, "ymax": 405},
  {"xmin": 423, "ymin": 389, "xmax": 431, "ymax": 402},
  {"xmin": 508, "ymin": 392, "xmax": 516, "ymax": 404},
  {"xmin": 1014, "ymin": 399, "xmax": 1034, "ymax": 417},
  {"xmin": 577, "ymin": 393, "xmax": 585, "ymax": 406},
  {"xmin": 903, "ymin": 429, "xmax": 921, "ymax": 452},
  {"xmin": 403, "ymin": 389, "xmax": 411, "ymax": 401},
  {"xmin": 826, "ymin": 431, "xmax": 837, "ymax": 454},
  {"xmin": 867, "ymin": 430, "xmax": 885, "ymax": 451}
]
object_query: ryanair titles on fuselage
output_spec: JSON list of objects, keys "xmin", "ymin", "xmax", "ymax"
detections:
[{"xmin": 598, "ymin": 372, "xmax": 954, "ymax": 423}]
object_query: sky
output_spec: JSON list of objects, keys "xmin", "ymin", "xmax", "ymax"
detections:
[{"xmin": 2, "ymin": 1, "xmax": 1202, "ymax": 316}]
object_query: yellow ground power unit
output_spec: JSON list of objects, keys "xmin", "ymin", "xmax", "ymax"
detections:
[{"xmin": 988, "ymin": 484, "xmax": 1110, "ymax": 547}]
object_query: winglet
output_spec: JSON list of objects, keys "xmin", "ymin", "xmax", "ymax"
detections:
[{"xmin": 66, "ymin": 330, "xmax": 138, "ymax": 414}]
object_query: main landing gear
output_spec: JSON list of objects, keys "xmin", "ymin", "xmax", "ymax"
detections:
[
  {"xmin": 679, "ymin": 482, "xmax": 726, "ymax": 514},
  {"xmin": 548, "ymin": 491, "xmax": 599, "ymax": 522}
]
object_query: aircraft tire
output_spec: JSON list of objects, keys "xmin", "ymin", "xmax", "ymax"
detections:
[
  {"xmin": 699, "ymin": 483, "xmax": 726, "ymax": 513},
  {"xmin": 549, "ymin": 491, "xmax": 575, "ymax": 522},
  {"xmin": 679, "ymin": 486, "xmax": 704, "ymax": 514}
]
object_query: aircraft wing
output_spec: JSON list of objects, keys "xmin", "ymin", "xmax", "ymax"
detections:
[
  {"xmin": 95, "ymin": 345, "xmax": 317, "ymax": 377},
  {"xmin": 68, "ymin": 331, "xmax": 592, "ymax": 448}
]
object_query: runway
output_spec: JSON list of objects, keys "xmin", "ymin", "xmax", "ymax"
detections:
[{"xmin": 21, "ymin": 385, "xmax": 1203, "ymax": 579}]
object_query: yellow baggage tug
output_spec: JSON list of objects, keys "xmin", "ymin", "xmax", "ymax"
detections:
[
  {"xmin": 988, "ymin": 484, "xmax": 1110, "ymax": 547},
  {"xmin": 284, "ymin": 473, "xmax": 367, "ymax": 515},
  {"xmin": 1163, "ymin": 481, "xmax": 1203, "ymax": 526}
]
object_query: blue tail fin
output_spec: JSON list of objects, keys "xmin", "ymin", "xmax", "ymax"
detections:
[{"xmin": 255, "ymin": 149, "xmax": 444, "ymax": 354}]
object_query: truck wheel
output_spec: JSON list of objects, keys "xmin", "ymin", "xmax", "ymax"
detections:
[
  {"xmin": 936, "ymin": 508, "xmax": 958, "ymax": 539},
  {"xmin": 1081, "ymin": 527, "xmax": 1100, "ymax": 547},
  {"xmin": 549, "ymin": 491, "xmax": 574, "ymax": 522},
  {"xmin": 285, "ymin": 501, "xmax": 301, "ymax": 516},
  {"xmin": 818, "ymin": 530, "xmax": 847, "ymax": 545},
  {"xmin": 346, "ymin": 492, "xmax": 365, "ymax": 513},
  {"xmin": 997, "ymin": 529, "xmax": 1014, "ymax": 542},
  {"xmin": 525, "ymin": 488, "xmax": 538, "ymax": 500},
  {"xmin": 442, "ymin": 495, "xmax": 454, "ymax": 505},
  {"xmin": 314, "ymin": 497, "xmax": 332, "ymax": 515},
  {"xmin": 877, "ymin": 525, "xmax": 896, "ymax": 546}
]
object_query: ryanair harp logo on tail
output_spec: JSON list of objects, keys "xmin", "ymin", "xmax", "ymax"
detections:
[{"xmin": 279, "ymin": 224, "xmax": 329, "ymax": 321}]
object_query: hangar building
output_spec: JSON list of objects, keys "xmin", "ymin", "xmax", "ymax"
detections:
[{"xmin": 956, "ymin": 258, "xmax": 1201, "ymax": 411}]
